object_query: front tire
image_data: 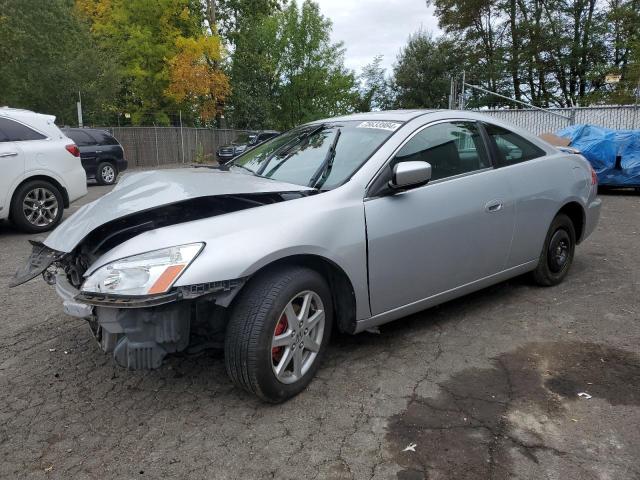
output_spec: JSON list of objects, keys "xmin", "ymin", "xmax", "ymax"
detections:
[
  {"xmin": 532, "ymin": 213, "xmax": 576, "ymax": 286},
  {"xmin": 96, "ymin": 161, "xmax": 117, "ymax": 185},
  {"xmin": 224, "ymin": 266, "xmax": 333, "ymax": 403},
  {"xmin": 10, "ymin": 180, "xmax": 64, "ymax": 233}
]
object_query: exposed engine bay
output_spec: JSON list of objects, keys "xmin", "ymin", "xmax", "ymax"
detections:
[{"xmin": 11, "ymin": 191, "xmax": 309, "ymax": 369}]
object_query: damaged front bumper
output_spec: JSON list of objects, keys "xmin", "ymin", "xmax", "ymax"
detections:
[
  {"xmin": 50, "ymin": 272, "xmax": 243, "ymax": 370},
  {"xmin": 55, "ymin": 274, "xmax": 94, "ymax": 319},
  {"xmin": 50, "ymin": 273, "xmax": 190, "ymax": 369},
  {"xmin": 11, "ymin": 228, "xmax": 245, "ymax": 372}
]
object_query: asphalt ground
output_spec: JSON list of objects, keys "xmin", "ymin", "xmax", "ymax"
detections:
[{"xmin": 1, "ymin": 182, "xmax": 639, "ymax": 480}]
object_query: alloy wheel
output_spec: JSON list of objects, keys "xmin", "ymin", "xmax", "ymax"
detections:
[
  {"xmin": 22, "ymin": 187, "xmax": 59, "ymax": 227},
  {"xmin": 271, "ymin": 290, "xmax": 326, "ymax": 384},
  {"xmin": 101, "ymin": 165, "xmax": 116, "ymax": 183}
]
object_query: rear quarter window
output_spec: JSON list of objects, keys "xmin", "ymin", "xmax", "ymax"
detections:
[
  {"xmin": 64, "ymin": 129, "xmax": 96, "ymax": 146},
  {"xmin": 483, "ymin": 123, "xmax": 546, "ymax": 167},
  {"xmin": 0, "ymin": 118, "xmax": 46, "ymax": 142},
  {"xmin": 89, "ymin": 130, "xmax": 119, "ymax": 145}
]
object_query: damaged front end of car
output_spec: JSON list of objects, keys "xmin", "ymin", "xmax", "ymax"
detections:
[{"xmin": 11, "ymin": 176, "xmax": 312, "ymax": 369}]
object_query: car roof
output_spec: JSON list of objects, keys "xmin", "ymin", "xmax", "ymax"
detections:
[
  {"xmin": 0, "ymin": 107, "xmax": 62, "ymax": 138},
  {"xmin": 0, "ymin": 106, "xmax": 56, "ymax": 123},
  {"xmin": 315, "ymin": 109, "xmax": 437, "ymax": 124}
]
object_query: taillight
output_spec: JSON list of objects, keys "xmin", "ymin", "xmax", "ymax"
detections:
[
  {"xmin": 590, "ymin": 166, "xmax": 598, "ymax": 185},
  {"xmin": 65, "ymin": 144, "xmax": 80, "ymax": 157}
]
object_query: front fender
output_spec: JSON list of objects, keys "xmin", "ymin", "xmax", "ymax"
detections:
[{"xmin": 84, "ymin": 190, "xmax": 372, "ymax": 320}]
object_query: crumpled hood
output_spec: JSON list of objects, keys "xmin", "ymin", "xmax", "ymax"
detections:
[{"xmin": 45, "ymin": 168, "xmax": 312, "ymax": 253}]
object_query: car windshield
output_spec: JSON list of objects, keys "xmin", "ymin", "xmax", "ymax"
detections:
[{"xmin": 230, "ymin": 121, "xmax": 398, "ymax": 189}]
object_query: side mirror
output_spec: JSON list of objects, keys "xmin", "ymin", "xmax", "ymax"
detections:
[{"xmin": 390, "ymin": 161, "xmax": 432, "ymax": 189}]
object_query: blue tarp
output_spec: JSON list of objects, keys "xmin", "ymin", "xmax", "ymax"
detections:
[{"xmin": 556, "ymin": 124, "xmax": 640, "ymax": 187}]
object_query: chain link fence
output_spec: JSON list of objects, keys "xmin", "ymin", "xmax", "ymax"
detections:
[
  {"xmin": 471, "ymin": 106, "xmax": 639, "ymax": 135},
  {"xmin": 99, "ymin": 127, "xmax": 250, "ymax": 168}
]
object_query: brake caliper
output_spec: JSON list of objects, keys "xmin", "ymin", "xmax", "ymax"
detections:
[{"xmin": 272, "ymin": 314, "xmax": 288, "ymax": 362}]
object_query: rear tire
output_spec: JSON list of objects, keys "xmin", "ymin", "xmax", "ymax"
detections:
[
  {"xmin": 532, "ymin": 213, "xmax": 576, "ymax": 286},
  {"xmin": 10, "ymin": 180, "xmax": 64, "ymax": 233},
  {"xmin": 96, "ymin": 162, "xmax": 117, "ymax": 185},
  {"xmin": 224, "ymin": 266, "xmax": 333, "ymax": 403}
]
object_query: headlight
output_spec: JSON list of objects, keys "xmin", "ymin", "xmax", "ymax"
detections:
[{"xmin": 81, "ymin": 243, "xmax": 204, "ymax": 296}]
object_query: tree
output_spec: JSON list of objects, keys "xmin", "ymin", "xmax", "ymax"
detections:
[
  {"xmin": 275, "ymin": 1, "xmax": 358, "ymax": 128},
  {"xmin": 429, "ymin": 0, "xmax": 506, "ymax": 95},
  {"xmin": 426, "ymin": 0, "xmax": 621, "ymax": 107},
  {"xmin": 226, "ymin": 0, "xmax": 358, "ymax": 129},
  {"xmin": 166, "ymin": 36, "xmax": 231, "ymax": 121},
  {"xmin": 392, "ymin": 33, "xmax": 461, "ymax": 109},
  {"xmin": 77, "ymin": 0, "xmax": 229, "ymax": 125},
  {"xmin": 226, "ymin": 9, "xmax": 283, "ymax": 128},
  {"xmin": 0, "ymin": 0, "xmax": 119, "ymax": 125},
  {"xmin": 357, "ymin": 56, "xmax": 394, "ymax": 112},
  {"xmin": 603, "ymin": 0, "xmax": 640, "ymax": 103}
]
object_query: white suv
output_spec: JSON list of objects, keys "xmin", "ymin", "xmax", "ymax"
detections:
[{"xmin": 0, "ymin": 108, "xmax": 87, "ymax": 233}]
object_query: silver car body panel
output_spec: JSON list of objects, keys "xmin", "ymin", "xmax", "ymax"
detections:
[
  {"xmin": 44, "ymin": 168, "xmax": 313, "ymax": 253},
  {"xmin": 365, "ymin": 165, "xmax": 517, "ymax": 315},
  {"xmin": 39, "ymin": 110, "xmax": 601, "ymax": 330},
  {"xmin": 84, "ymin": 187, "xmax": 373, "ymax": 320}
]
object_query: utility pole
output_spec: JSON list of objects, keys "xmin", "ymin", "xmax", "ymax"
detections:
[
  {"xmin": 634, "ymin": 75, "xmax": 640, "ymax": 129},
  {"xmin": 179, "ymin": 110, "xmax": 185, "ymax": 164},
  {"xmin": 76, "ymin": 91, "xmax": 83, "ymax": 128},
  {"xmin": 459, "ymin": 71, "xmax": 466, "ymax": 109}
]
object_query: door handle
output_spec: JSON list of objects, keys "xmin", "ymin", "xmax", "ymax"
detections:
[
  {"xmin": 485, "ymin": 200, "xmax": 503, "ymax": 213},
  {"xmin": 0, "ymin": 152, "xmax": 18, "ymax": 157}
]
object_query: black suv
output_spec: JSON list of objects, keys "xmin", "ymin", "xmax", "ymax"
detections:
[
  {"xmin": 216, "ymin": 130, "xmax": 280, "ymax": 164},
  {"xmin": 62, "ymin": 128, "xmax": 128, "ymax": 185}
]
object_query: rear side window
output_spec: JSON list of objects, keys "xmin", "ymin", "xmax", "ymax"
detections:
[
  {"xmin": 0, "ymin": 118, "xmax": 46, "ymax": 142},
  {"xmin": 483, "ymin": 123, "xmax": 546, "ymax": 166},
  {"xmin": 393, "ymin": 121, "xmax": 491, "ymax": 181},
  {"xmin": 89, "ymin": 130, "xmax": 119, "ymax": 145},
  {"xmin": 64, "ymin": 129, "xmax": 95, "ymax": 146}
]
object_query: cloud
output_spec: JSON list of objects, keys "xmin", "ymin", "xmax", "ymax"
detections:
[{"xmin": 314, "ymin": 0, "xmax": 442, "ymax": 74}]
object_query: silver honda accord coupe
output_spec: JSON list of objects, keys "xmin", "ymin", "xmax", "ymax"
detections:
[{"xmin": 12, "ymin": 110, "xmax": 601, "ymax": 402}]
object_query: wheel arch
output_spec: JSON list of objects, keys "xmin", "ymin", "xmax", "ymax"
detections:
[
  {"xmin": 98, "ymin": 157, "xmax": 118, "ymax": 167},
  {"xmin": 556, "ymin": 201, "xmax": 585, "ymax": 243},
  {"xmin": 10, "ymin": 175, "xmax": 70, "ymax": 215},
  {"xmin": 235, "ymin": 254, "xmax": 358, "ymax": 335}
]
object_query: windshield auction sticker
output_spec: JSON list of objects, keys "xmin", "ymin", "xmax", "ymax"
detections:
[{"xmin": 357, "ymin": 121, "xmax": 402, "ymax": 131}]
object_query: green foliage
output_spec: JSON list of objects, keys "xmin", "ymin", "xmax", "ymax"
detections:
[
  {"xmin": 392, "ymin": 33, "xmax": 462, "ymax": 109},
  {"xmin": 227, "ymin": 0, "xmax": 358, "ymax": 130},
  {"xmin": 427, "ymin": 0, "xmax": 640, "ymax": 106},
  {"xmin": 603, "ymin": 0, "xmax": 640, "ymax": 104},
  {"xmin": 356, "ymin": 56, "xmax": 394, "ymax": 112},
  {"xmin": 275, "ymin": 1, "xmax": 358, "ymax": 128},
  {"xmin": 77, "ymin": 0, "xmax": 228, "ymax": 125},
  {"xmin": 0, "ymin": 0, "xmax": 119, "ymax": 125},
  {"xmin": 215, "ymin": 0, "xmax": 284, "ymax": 45}
]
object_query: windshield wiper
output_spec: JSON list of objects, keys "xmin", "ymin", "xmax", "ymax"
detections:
[
  {"xmin": 308, "ymin": 128, "xmax": 341, "ymax": 189},
  {"xmin": 255, "ymin": 124, "xmax": 328, "ymax": 176},
  {"xmin": 229, "ymin": 163, "xmax": 256, "ymax": 175}
]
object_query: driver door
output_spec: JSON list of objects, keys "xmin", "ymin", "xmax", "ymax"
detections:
[{"xmin": 364, "ymin": 120, "xmax": 515, "ymax": 315}]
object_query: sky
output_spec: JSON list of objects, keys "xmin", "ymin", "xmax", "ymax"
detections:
[{"xmin": 314, "ymin": 0, "xmax": 442, "ymax": 75}]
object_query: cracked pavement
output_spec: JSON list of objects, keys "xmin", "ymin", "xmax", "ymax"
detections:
[{"xmin": 1, "ymin": 184, "xmax": 639, "ymax": 479}]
